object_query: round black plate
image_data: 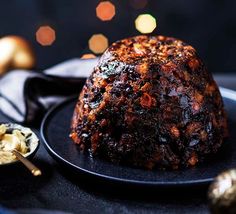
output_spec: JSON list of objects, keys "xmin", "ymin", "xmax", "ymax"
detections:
[{"xmin": 40, "ymin": 94, "xmax": 236, "ymax": 187}]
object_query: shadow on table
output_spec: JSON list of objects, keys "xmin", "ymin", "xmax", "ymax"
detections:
[{"xmin": 0, "ymin": 158, "xmax": 53, "ymax": 199}]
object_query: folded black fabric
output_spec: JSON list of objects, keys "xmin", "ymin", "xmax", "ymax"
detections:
[{"xmin": 0, "ymin": 58, "xmax": 99, "ymax": 124}]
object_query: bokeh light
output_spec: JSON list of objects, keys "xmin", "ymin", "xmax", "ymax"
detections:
[
  {"xmin": 81, "ymin": 53, "xmax": 96, "ymax": 59},
  {"xmin": 96, "ymin": 1, "xmax": 116, "ymax": 21},
  {"xmin": 129, "ymin": 0, "xmax": 148, "ymax": 9},
  {"xmin": 36, "ymin": 25, "xmax": 56, "ymax": 46},
  {"xmin": 135, "ymin": 14, "xmax": 157, "ymax": 34},
  {"xmin": 89, "ymin": 34, "xmax": 108, "ymax": 54}
]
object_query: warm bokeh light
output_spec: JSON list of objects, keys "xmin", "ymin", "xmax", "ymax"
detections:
[
  {"xmin": 88, "ymin": 34, "xmax": 108, "ymax": 54},
  {"xmin": 96, "ymin": 1, "xmax": 116, "ymax": 21},
  {"xmin": 129, "ymin": 0, "xmax": 148, "ymax": 9},
  {"xmin": 36, "ymin": 25, "xmax": 56, "ymax": 46},
  {"xmin": 0, "ymin": 36, "xmax": 35, "ymax": 75},
  {"xmin": 81, "ymin": 53, "xmax": 96, "ymax": 59},
  {"xmin": 135, "ymin": 14, "xmax": 157, "ymax": 34}
]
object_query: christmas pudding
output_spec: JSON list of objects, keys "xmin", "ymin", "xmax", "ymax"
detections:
[{"xmin": 70, "ymin": 35, "xmax": 228, "ymax": 169}]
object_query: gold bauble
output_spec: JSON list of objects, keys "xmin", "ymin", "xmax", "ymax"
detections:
[
  {"xmin": 208, "ymin": 169, "xmax": 236, "ymax": 214},
  {"xmin": 0, "ymin": 36, "xmax": 35, "ymax": 76}
]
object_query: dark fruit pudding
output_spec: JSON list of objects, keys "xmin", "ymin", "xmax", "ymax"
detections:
[{"xmin": 71, "ymin": 35, "xmax": 228, "ymax": 169}]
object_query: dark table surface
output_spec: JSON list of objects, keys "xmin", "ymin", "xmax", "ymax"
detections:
[{"xmin": 0, "ymin": 74, "xmax": 236, "ymax": 214}]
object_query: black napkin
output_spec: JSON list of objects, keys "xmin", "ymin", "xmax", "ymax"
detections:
[{"xmin": 0, "ymin": 58, "xmax": 99, "ymax": 124}]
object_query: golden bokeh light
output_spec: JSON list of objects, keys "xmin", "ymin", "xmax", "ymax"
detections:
[
  {"xmin": 96, "ymin": 1, "xmax": 116, "ymax": 21},
  {"xmin": 36, "ymin": 25, "xmax": 56, "ymax": 46},
  {"xmin": 129, "ymin": 0, "xmax": 148, "ymax": 9},
  {"xmin": 81, "ymin": 53, "xmax": 96, "ymax": 59},
  {"xmin": 0, "ymin": 36, "xmax": 35, "ymax": 75},
  {"xmin": 89, "ymin": 34, "xmax": 108, "ymax": 54},
  {"xmin": 135, "ymin": 14, "xmax": 157, "ymax": 34}
]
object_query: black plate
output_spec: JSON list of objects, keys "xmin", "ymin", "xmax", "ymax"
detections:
[{"xmin": 40, "ymin": 90, "xmax": 236, "ymax": 187}]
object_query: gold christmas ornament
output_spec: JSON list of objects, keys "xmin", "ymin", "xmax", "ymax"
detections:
[
  {"xmin": 0, "ymin": 36, "xmax": 35, "ymax": 76},
  {"xmin": 208, "ymin": 169, "xmax": 236, "ymax": 214}
]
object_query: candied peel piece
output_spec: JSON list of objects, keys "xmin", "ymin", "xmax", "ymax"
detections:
[{"xmin": 140, "ymin": 93, "xmax": 153, "ymax": 108}]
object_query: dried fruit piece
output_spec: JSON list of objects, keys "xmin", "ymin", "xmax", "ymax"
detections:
[{"xmin": 140, "ymin": 93, "xmax": 152, "ymax": 108}]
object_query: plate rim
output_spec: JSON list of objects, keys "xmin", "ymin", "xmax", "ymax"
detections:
[{"xmin": 40, "ymin": 88, "xmax": 234, "ymax": 187}]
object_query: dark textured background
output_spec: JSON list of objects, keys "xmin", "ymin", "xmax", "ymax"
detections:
[{"xmin": 0, "ymin": 0, "xmax": 235, "ymax": 72}]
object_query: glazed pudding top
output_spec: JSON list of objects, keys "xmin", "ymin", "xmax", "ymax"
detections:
[{"xmin": 101, "ymin": 35, "xmax": 197, "ymax": 66}]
